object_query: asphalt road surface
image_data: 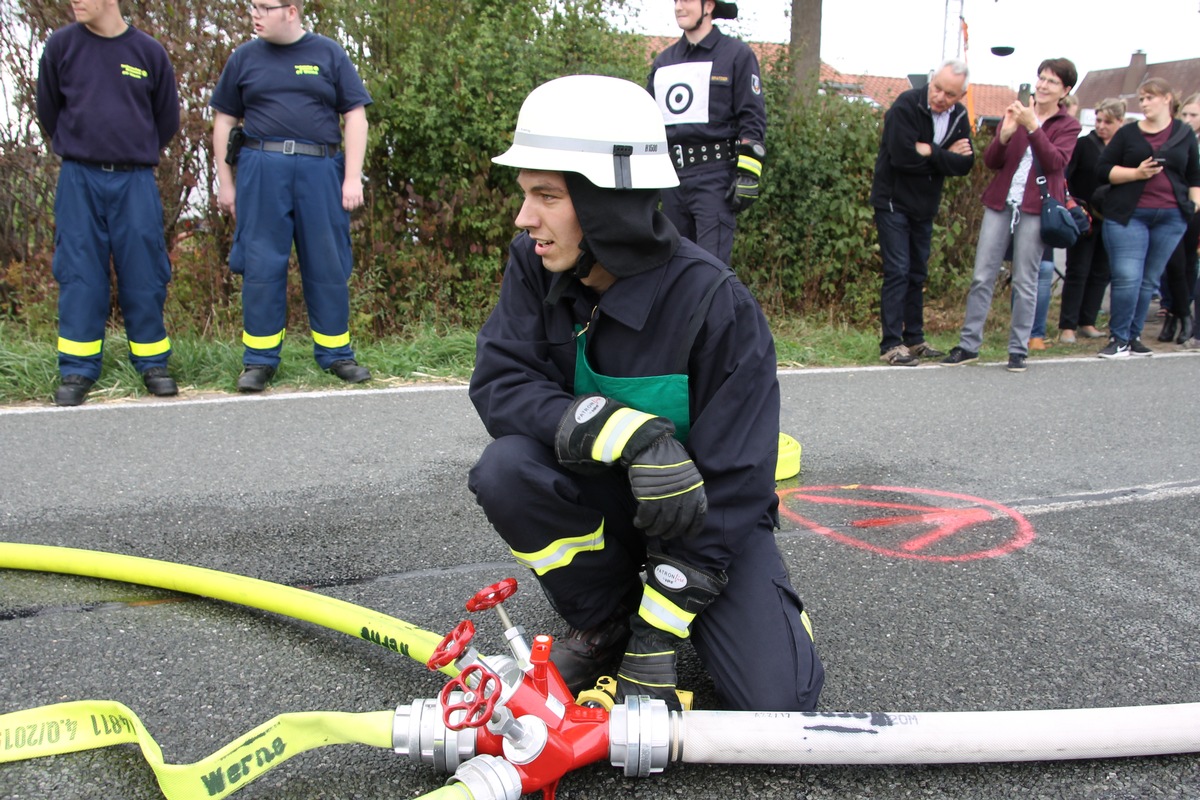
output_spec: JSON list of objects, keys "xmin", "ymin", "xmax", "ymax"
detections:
[{"xmin": 2, "ymin": 352, "xmax": 1198, "ymax": 799}]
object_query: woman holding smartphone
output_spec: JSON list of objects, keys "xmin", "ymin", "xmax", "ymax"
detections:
[
  {"xmin": 1095, "ymin": 78, "xmax": 1200, "ymax": 358},
  {"xmin": 941, "ymin": 58, "xmax": 1080, "ymax": 373}
]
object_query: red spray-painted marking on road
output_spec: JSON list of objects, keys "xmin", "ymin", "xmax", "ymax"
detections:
[{"xmin": 777, "ymin": 484, "xmax": 1035, "ymax": 562}]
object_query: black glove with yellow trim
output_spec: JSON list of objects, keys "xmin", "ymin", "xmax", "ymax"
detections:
[
  {"xmin": 725, "ymin": 140, "xmax": 765, "ymax": 213},
  {"xmin": 615, "ymin": 553, "xmax": 727, "ymax": 710},
  {"xmin": 555, "ymin": 394, "xmax": 707, "ymax": 539}
]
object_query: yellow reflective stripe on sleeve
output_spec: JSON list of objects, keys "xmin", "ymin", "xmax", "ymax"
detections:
[
  {"xmin": 57, "ymin": 337, "xmax": 103, "ymax": 357},
  {"xmin": 591, "ymin": 407, "xmax": 656, "ymax": 464},
  {"xmin": 312, "ymin": 330, "xmax": 351, "ymax": 348},
  {"xmin": 243, "ymin": 329, "xmax": 286, "ymax": 350},
  {"xmin": 801, "ymin": 609, "xmax": 814, "ymax": 641},
  {"xmin": 737, "ymin": 155, "xmax": 763, "ymax": 176},
  {"xmin": 129, "ymin": 336, "xmax": 171, "ymax": 357},
  {"xmin": 0, "ymin": 699, "xmax": 394, "ymax": 800},
  {"xmin": 510, "ymin": 523, "xmax": 604, "ymax": 575},
  {"xmin": 638, "ymin": 584, "xmax": 694, "ymax": 639}
]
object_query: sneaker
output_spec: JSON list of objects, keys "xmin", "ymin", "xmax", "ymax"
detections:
[
  {"xmin": 1097, "ymin": 339, "xmax": 1129, "ymax": 359},
  {"xmin": 1006, "ymin": 353, "xmax": 1027, "ymax": 372},
  {"xmin": 549, "ymin": 611, "xmax": 633, "ymax": 694},
  {"xmin": 907, "ymin": 341, "xmax": 946, "ymax": 359},
  {"xmin": 1128, "ymin": 338, "xmax": 1153, "ymax": 357},
  {"xmin": 940, "ymin": 346, "xmax": 978, "ymax": 365},
  {"xmin": 1179, "ymin": 338, "xmax": 1200, "ymax": 351},
  {"xmin": 880, "ymin": 345, "xmax": 919, "ymax": 366}
]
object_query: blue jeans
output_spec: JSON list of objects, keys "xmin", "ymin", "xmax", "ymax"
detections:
[
  {"xmin": 1030, "ymin": 258, "xmax": 1055, "ymax": 339},
  {"xmin": 1103, "ymin": 208, "xmax": 1188, "ymax": 342},
  {"xmin": 874, "ymin": 209, "xmax": 933, "ymax": 353}
]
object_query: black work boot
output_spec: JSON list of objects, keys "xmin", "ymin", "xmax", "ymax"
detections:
[
  {"xmin": 54, "ymin": 374, "xmax": 95, "ymax": 407},
  {"xmin": 142, "ymin": 366, "xmax": 178, "ymax": 397},
  {"xmin": 328, "ymin": 359, "xmax": 371, "ymax": 383},
  {"xmin": 236, "ymin": 365, "xmax": 276, "ymax": 392},
  {"xmin": 549, "ymin": 608, "xmax": 634, "ymax": 695}
]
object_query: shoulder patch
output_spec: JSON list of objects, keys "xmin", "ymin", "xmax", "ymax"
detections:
[{"xmin": 751, "ymin": 74, "xmax": 761, "ymax": 95}]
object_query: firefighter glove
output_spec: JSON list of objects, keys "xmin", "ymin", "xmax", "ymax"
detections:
[
  {"xmin": 615, "ymin": 554, "xmax": 727, "ymax": 709},
  {"xmin": 726, "ymin": 140, "xmax": 765, "ymax": 213},
  {"xmin": 555, "ymin": 394, "xmax": 674, "ymax": 475},
  {"xmin": 628, "ymin": 435, "xmax": 707, "ymax": 539}
]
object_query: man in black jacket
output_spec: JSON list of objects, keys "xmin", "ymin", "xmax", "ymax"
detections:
[{"xmin": 870, "ymin": 60, "xmax": 974, "ymax": 366}]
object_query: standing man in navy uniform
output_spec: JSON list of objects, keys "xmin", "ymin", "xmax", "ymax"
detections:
[
  {"xmin": 36, "ymin": 0, "xmax": 180, "ymax": 406},
  {"xmin": 648, "ymin": 0, "xmax": 765, "ymax": 267},
  {"xmin": 211, "ymin": 0, "xmax": 372, "ymax": 392},
  {"xmin": 468, "ymin": 75, "xmax": 823, "ymax": 712}
]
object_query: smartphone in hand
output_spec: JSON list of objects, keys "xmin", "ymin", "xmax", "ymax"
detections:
[{"xmin": 1017, "ymin": 84, "xmax": 1032, "ymax": 105}]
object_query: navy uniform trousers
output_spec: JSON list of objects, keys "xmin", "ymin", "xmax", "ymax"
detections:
[
  {"xmin": 53, "ymin": 160, "xmax": 172, "ymax": 380},
  {"xmin": 468, "ymin": 434, "xmax": 825, "ymax": 712},
  {"xmin": 661, "ymin": 165, "xmax": 737, "ymax": 267},
  {"xmin": 229, "ymin": 146, "xmax": 356, "ymax": 369}
]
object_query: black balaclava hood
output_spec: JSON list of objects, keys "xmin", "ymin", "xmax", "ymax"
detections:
[{"xmin": 563, "ymin": 171, "xmax": 680, "ymax": 280}]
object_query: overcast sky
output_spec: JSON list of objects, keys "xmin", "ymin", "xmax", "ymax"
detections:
[{"xmin": 627, "ymin": 0, "xmax": 1200, "ymax": 92}]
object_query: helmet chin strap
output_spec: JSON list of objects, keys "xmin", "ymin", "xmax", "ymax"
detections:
[{"xmin": 685, "ymin": 1, "xmax": 710, "ymax": 32}]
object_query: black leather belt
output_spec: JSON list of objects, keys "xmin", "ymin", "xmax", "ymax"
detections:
[
  {"xmin": 671, "ymin": 140, "xmax": 734, "ymax": 170},
  {"xmin": 72, "ymin": 160, "xmax": 140, "ymax": 172},
  {"xmin": 244, "ymin": 138, "xmax": 338, "ymax": 157}
]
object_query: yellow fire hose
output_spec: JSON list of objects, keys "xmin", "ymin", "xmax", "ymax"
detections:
[{"xmin": 0, "ymin": 542, "xmax": 467, "ymax": 799}]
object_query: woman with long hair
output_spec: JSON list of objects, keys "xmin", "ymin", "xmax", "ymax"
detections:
[
  {"xmin": 1058, "ymin": 98, "xmax": 1125, "ymax": 343},
  {"xmin": 1095, "ymin": 78, "xmax": 1200, "ymax": 358}
]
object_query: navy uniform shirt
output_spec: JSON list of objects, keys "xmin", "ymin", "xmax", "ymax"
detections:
[
  {"xmin": 211, "ymin": 33, "xmax": 372, "ymax": 145},
  {"xmin": 469, "ymin": 234, "xmax": 781, "ymax": 573},
  {"xmin": 36, "ymin": 23, "xmax": 179, "ymax": 165},
  {"xmin": 647, "ymin": 27, "xmax": 766, "ymax": 148}
]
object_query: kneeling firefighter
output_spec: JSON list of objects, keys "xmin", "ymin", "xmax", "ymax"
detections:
[{"xmin": 467, "ymin": 74, "xmax": 824, "ymax": 711}]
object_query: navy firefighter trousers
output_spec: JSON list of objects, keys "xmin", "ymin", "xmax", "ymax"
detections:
[{"xmin": 468, "ymin": 434, "xmax": 825, "ymax": 712}]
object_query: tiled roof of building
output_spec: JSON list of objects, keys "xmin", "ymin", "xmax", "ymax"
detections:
[{"xmin": 1074, "ymin": 52, "xmax": 1200, "ymax": 111}]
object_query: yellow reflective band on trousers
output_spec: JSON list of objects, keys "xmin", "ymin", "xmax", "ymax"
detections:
[
  {"xmin": 243, "ymin": 328, "xmax": 286, "ymax": 349},
  {"xmin": 737, "ymin": 155, "xmax": 763, "ymax": 176},
  {"xmin": 638, "ymin": 584, "xmax": 694, "ymax": 639},
  {"xmin": 591, "ymin": 407, "xmax": 657, "ymax": 464},
  {"xmin": 130, "ymin": 336, "xmax": 171, "ymax": 357},
  {"xmin": 0, "ymin": 699, "xmax": 394, "ymax": 800},
  {"xmin": 57, "ymin": 336, "xmax": 103, "ymax": 357},
  {"xmin": 312, "ymin": 329, "xmax": 351, "ymax": 348},
  {"xmin": 511, "ymin": 523, "xmax": 604, "ymax": 576}
]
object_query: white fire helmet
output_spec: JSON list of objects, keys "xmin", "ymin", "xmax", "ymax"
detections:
[{"xmin": 493, "ymin": 75, "xmax": 679, "ymax": 190}]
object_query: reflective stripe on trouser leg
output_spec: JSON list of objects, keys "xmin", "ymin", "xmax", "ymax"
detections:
[
  {"xmin": 468, "ymin": 435, "xmax": 644, "ymax": 629},
  {"xmin": 234, "ymin": 148, "xmax": 295, "ymax": 368},
  {"xmin": 109, "ymin": 168, "xmax": 173, "ymax": 371},
  {"xmin": 52, "ymin": 160, "xmax": 112, "ymax": 380},
  {"xmin": 295, "ymin": 152, "xmax": 354, "ymax": 369}
]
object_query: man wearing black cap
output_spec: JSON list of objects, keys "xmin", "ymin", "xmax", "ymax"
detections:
[
  {"xmin": 467, "ymin": 75, "xmax": 823, "ymax": 713},
  {"xmin": 648, "ymin": 0, "xmax": 765, "ymax": 267}
]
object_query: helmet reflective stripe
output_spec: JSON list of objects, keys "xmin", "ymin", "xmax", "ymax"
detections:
[
  {"xmin": 129, "ymin": 336, "xmax": 171, "ymax": 357},
  {"xmin": 638, "ymin": 584, "xmax": 694, "ymax": 639},
  {"xmin": 510, "ymin": 522, "xmax": 605, "ymax": 575},
  {"xmin": 591, "ymin": 407, "xmax": 657, "ymax": 464},
  {"xmin": 493, "ymin": 75, "xmax": 680, "ymax": 190}
]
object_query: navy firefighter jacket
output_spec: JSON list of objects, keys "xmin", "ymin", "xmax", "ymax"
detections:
[{"xmin": 469, "ymin": 233, "xmax": 782, "ymax": 572}]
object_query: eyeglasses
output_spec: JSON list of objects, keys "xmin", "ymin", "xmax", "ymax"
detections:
[{"xmin": 248, "ymin": 3, "xmax": 290, "ymax": 15}]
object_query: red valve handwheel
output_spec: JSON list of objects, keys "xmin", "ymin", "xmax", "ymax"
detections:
[
  {"xmin": 426, "ymin": 619, "xmax": 475, "ymax": 670},
  {"xmin": 440, "ymin": 664, "xmax": 502, "ymax": 731},
  {"xmin": 465, "ymin": 577, "xmax": 518, "ymax": 612}
]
